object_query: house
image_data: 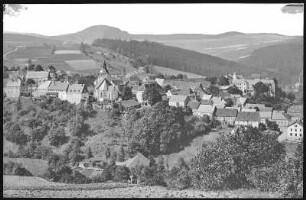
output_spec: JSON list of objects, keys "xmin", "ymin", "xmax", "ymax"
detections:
[
  {"xmin": 66, "ymin": 84, "xmax": 88, "ymax": 104},
  {"xmin": 25, "ymin": 71, "xmax": 50, "ymax": 86},
  {"xmin": 200, "ymin": 99, "xmax": 213, "ymax": 105},
  {"xmin": 3, "ymin": 78, "xmax": 23, "ymax": 99},
  {"xmin": 286, "ymin": 121, "xmax": 303, "ymax": 142},
  {"xmin": 241, "ymin": 108, "xmax": 257, "ymax": 112},
  {"xmin": 259, "ymin": 109, "xmax": 273, "ymax": 124},
  {"xmin": 155, "ymin": 78, "xmax": 165, "ymax": 87},
  {"xmin": 211, "ymin": 97, "xmax": 226, "ymax": 108},
  {"xmin": 168, "ymin": 95, "xmax": 189, "ymax": 108},
  {"xmin": 194, "ymin": 105, "xmax": 216, "ymax": 118},
  {"xmin": 166, "ymin": 89, "xmax": 178, "ymax": 98},
  {"xmin": 271, "ymin": 110, "xmax": 291, "ymax": 127},
  {"xmin": 244, "ymin": 103, "xmax": 266, "ymax": 110},
  {"xmin": 287, "ymin": 105, "xmax": 303, "ymax": 122},
  {"xmin": 47, "ymin": 81, "xmax": 69, "ymax": 100},
  {"xmin": 187, "ymin": 101, "xmax": 201, "ymax": 112},
  {"xmin": 231, "ymin": 72, "xmax": 275, "ymax": 96},
  {"xmin": 215, "ymin": 108, "xmax": 238, "ymax": 125},
  {"xmin": 33, "ymin": 81, "xmax": 52, "ymax": 97},
  {"xmin": 120, "ymin": 99, "xmax": 141, "ymax": 112},
  {"xmin": 235, "ymin": 112, "xmax": 260, "ymax": 127},
  {"xmin": 201, "ymin": 94, "xmax": 212, "ymax": 101},
  {"xmin": 94, "ymin": 63, "xmax": 120, "ymax": 102}
]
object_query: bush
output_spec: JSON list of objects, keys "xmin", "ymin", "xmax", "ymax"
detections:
[
  {"xmin": 3, "ymin": 161, "xmax": 32, "ymax": 176},
  {"xmin": 114, "ymin": 166, "xmax": 130, "ymax": 182},
  {"xmin": 165, "ymin": 166, "xmax": 191, "ymax": 190}
]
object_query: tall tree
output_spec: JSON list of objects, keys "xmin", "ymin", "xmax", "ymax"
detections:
[
  {"xmin": 142, "ymin": 87, "xmax": 162, "ymax": 106},
  {"xmin": 34, "ymin": 64, "xmax": 44, "ymax": 71}
]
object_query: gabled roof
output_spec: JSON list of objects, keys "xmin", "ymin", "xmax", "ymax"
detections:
[
  {"xmin": 215, "ymin": 108, "xmax": 238, "ymax": 117},
  {"xmin": 219, "ymin": 85, "xmax": 232, "ymax": 90},
  {"xmin": 196, "ymin": 105, "xmax": 215, "ymax": 113},
  {"xmin": 26, "ymin": 71, "xmax": 49, "ymax": 79},
  {"xmin": 37, "ymin": 81, "xmax": 51, "ymax": 90},
  {"xmin": 202, "ymin": 94, "xmax": 212, "ymax": 101},
  {"xmin": 5, "ymin": 79, "xmax": 22, "ymax": 87},
  {"xmin": 125, "ymin": 153, "xmax": 150, "ymax": 169},
  {"xmin": 259, "ymin": 111, "xmax": 272, "ymax": 119},
  {"xmin": 236, "ymin": 112, "xmax": 260, "ymax": 122},
  {"xmin": 287, "ymin": 105, "xmax": 303, "ymax": 114},
  {"xmin": 245, "ymin": 103, "xmax": 266, "ymax": 108},
  {"xmin": 175, "ymin": 89, "xmax": 192, "ymax": 96},
  {"xmin": 211, "ymin": 97, "xmax": 224, "ymax": 105},
  {"xmin": 272, "ymin": 110, "xmax": 291, "ymax": 120},
  {"xmin": 67, "ymin": 84, "xmax": 86, "ymax": 93},
  {"xmin": 201, "ymin": 99, "xmax": 213, "ymax": 105},
  {"xmin": 155, "ymin": 78, "xmax": 165, "ymax": 87},
  {"xmin": 169, "ymin": 95, "xmax": 189, "ymax": 103},
  {"xmin": 288, "ymin": 121, "xmax": 303, "ymax": 128},
  {"xmin": 187, "ymin": 101, "xmax": 201, "ymax": 110},
  {"xmin": 259, "ymin": 107, "xmax": 273, "ymax": 112},
  {"xmin": 48, "ymin": 81, "xmax": 69, "ymax": 91}
]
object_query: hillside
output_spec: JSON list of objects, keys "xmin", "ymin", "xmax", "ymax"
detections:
[
  {"xmin": 239, "ymin": 38, "xmax": 303, "ymax": 85},
  {"xmin": 92, "ymin": 39, "xmax": 262, "ymax": 77}
]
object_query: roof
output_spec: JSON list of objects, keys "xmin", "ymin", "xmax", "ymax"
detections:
[
  {"xmin": 169, "ymin": 95, "xmax": 189, "ymax": 103},
  {"xmin": 259, "ymin": 107, "xmax": 273, "ymax": 112},
  {"xmin": 219, "ymin": 85, "xmax": 232, "ymax": 90},
  {"xmin": 201, "ymin": 99, "xmax": 213, "ymax": 105},
  {"xmin": 155, "ymin": 78, "xmax": 164, "ymax": 86},
  {"xmin": 215, "ymin": 108, "xmax": 238, "ymax": 117},
  {"xmin": 48, "ymin": 81, "xmax": 69, "ymax": 91},
  {"xmin": 196, "ymin": 105, "xmax": 215, "ymax": 113},
  {"xmin": 288, "ymin": 121, "xmax": 303, "ymax": 128},
  {"xmin": 287, "ymin": 112, "xmax": 303, "ymax": 118},
  {"xmin": 121, "ymin": 99, "xmax": 140, "ymax": 108},
  {"xmin": 236, "ymin": 97, "xmax": 247, "ymax": 105},
  {"xmin": 287, "ymin": 105, "xmax": 303, "ymax": 114},
  {"xmin": 5, "ymin": 79, "xmax": 22, "ymax": 87},
  {"xmin": 37, "ymin": 81, "xmax": 51, "ymax": 90},
  {"xmin": 202, "ymin": 94, "xmax": 212, "ymax": 101},
  {"xmin": 272, "ymin": 111, "xmax": 291, "ymax": 120},
  {"xmin": 259, "ymin": 111, "xmax": 272, "ymax": 119},
  {"xmin": 236, "ymin": 112, "xmax": 260, "ymax": 122},
  {"xmin": 26, "ymin": 71, "xmax": 49, "ymax": 79},
  {"xmin": 124, "ymin": 153, "xmax": 150, "ymax": 169},
  {"xmin": 245, "ymin": 103, "xmax": 266, "ymax": 108},
  {"xmin": 211, "ymin": 97, "xmax": 224, "ymax": 105},
  {"xmin": 67, "ymin": 84, "xmax": 86, "ymax": 93},
  {"xmin": 187, "ymin": 101, "xmax": 200, "ymax": 110},
  {"xmin": 175, "ymin": 89, "xmax": 192, "ymax": 96}
]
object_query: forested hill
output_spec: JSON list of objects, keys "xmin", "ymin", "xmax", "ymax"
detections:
[
  {"xmin": 239, "ymin": 37, "xmax": 303, "ymax": 85},
  {"xmin": 92, "ymin": 39, "xmax": 259, "ymax": 77}
]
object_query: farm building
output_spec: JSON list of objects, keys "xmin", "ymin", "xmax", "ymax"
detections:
[
  {"xmin": 168, "ymin": 95, "xmax": 189, "ymax": 108},
  {"xmin": 215, "ymin": 108, "xmax": 238, "ymax": 125},
  {"xmin": 25, "ymin": 71, "xmax": 51, "ymax": 86},
  {"xmin": 235, "ymin": 112, "xmax": 260, "ymax": 127},
  {"xmin": 259, "ymin": 110, "xmax": 273, "ymax": 124},
  {"xmin": 3, "ymin": 78, "xmax": 23, "ymax": 99},
  {"xmin": 66, "ymin": 84, "xmax": 88, "ymax": 104},
  {"xmin": 286, "ymin": 121, "xmax": 303, "ymax": 142},
  {"xmin": 287, "ymin": 105, "xmax": 303, "ymax": 122},
  {"xmin": 33, "ymin": 81, "xmax": 52, "ymax": 98},
  {"xmin": 271, "ymin": 110, "xmax": 291, "ymax": 127},
  {"xmin": 193, "ymin": 105, "xmax": 216, "ymax": 118},
  {"xmin": 47, "ymin": 81, "xmax": 69, "ymax": 100},
  {"xmin": 211, "ymin": 97, "xmax": 226, "ymax": 108}
]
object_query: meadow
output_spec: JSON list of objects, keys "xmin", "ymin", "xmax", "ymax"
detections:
[
  {"xmin": 65, "ymin": 60, "xmax": 98, "ymax": 70},
  {"xmin": 151, "ymin": 65, "xmax": 206, "ymax": 79}
]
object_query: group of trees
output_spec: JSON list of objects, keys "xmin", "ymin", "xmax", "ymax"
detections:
[
  {"xmin": 205, "ymin": 76, "xmax": 229, "ymax": 86},
  {"xmin": 92, "ymin": 39, "xmax": 253, "ymax": 77}
]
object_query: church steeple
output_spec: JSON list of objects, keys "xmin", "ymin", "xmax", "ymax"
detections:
[{"xmin": 100, "ymin": 60, "xmax": 109, "ymax": 75}]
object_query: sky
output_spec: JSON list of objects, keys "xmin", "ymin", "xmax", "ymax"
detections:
[{"xmin": 3, "ymin": 4, "xmax": 304, "ymax": 36}]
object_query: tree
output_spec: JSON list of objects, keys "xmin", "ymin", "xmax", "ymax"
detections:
[
  {"xmin": 105, "ymin": 147, "xmax": 111, "ymax": 160},
  {"xmin": 176, "ymin": 74, "xmax": 184, "ymax": 79},
  {"xmin": 26, "ymin": 78, "xmax": 36, "ymax": 97},
  {"xmin": 142, "ymin": 87, "xmax": 162, "ymax": 106},
  {"xmin": 163, "ymin": 84, "xmax": 172, "ymax": 92},
  {"xmin": 218, "ymin": 76, "xmax": 230, "ymax": 86},
  {"xmin": 228, "ymin": 85, "xmax": 243, "ymax": 96},
  {"xmin": 266, "ymin": 119, "xmax": 280, "ymax": 132},
  {"xmin": 48, "ymin": 126, "xmax": 67, "ymax": 147},
  {"xmin": 253, "ymin": 81, "xmax": 269, "ymax": 98},
  {"xmin": 34, "ymin": 64, "xmax": 44, "ymax": 71},
  {"xmin": 224, "ymin": 98, "xmax": 233, "ymax": 107},
  {"xmin": 114, "ymin": 166, "xmax": 130, "ymax": 182},
  {"xmin": 121, "ymin": 86, "xmax": 133, "ymax": 100},
  {"xmin": 15, "ymin": 97, "xmax": 22, "ymax": 111},
  {"xmin": 86, "ymin": 147, "xmax": 94, "ymax": 159},
  {"xmin": 205, "ymin": 76, "xmax": 217, "ymax": 85},
  {"xmin": 287, "ymin": 92, "xmax": 296, "ymax": 103},
  {"xmin": 190, "ymin": 126, "xmax": 285, "ymax": 190},
  {"xmin": 117, "ymin": 146, "xmax": 125, "ymax": 162},
  {"xmin": 27, "ymin": 64, "xmax": 35, "ymax": 71},
  {"xmin": 4, "ymin": 122, "xmax": 28, "ymax": 146}
]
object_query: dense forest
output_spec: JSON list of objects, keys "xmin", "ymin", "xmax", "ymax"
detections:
[{"xmin": 92, "ymin": 39, "xmax": 260, "ymax": 77}]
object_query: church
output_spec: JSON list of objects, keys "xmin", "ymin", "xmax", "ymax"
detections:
[{"xmin": 93, "ymin": 61, "xmax": 120, "ymax": 102}]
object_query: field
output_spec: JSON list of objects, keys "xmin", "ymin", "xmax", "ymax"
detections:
[
  {"xmin": 3, "ymin": 175, "xmax": 278, "ymax": 198},
  {"xmin": 151, "ymin": 65, "xmax": 206, "ymax": 79},
  {"xmin": 65, "ymin": 60, "xmax": 98, "ymax": 70},
  {"xmin": 55, "ymin": 50, "xmax": 81, "ymax": 54}
]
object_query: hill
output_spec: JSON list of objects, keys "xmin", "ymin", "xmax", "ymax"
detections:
[
  {"xmin": 92, "ymin": 39, "xmax": 262, "ymax": 77},
  {"xmin": 239, "ymin": 38, "xmax": 303, "ymax": 85}
]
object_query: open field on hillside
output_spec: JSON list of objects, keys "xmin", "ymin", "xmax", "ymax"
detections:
[
  {"xmin": 3, "ymin": 175, "xmax": 278, "ymax": 198},
  {"xmin": 152, "ymin": 65, "xmax": 206, "ymax": 79},
  {"xmin": 164, "ymin": 128, "xmax": 229, "ymax": 168},
  {"xmin": 65, "ymin": 60, "xmax": 98, "ymax": 70},
  {"xmin": 55, "ymin": 50, "xmax": 81, "ymax": 54}
]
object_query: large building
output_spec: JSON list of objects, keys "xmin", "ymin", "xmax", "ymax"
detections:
[
  {"xmin": 235, "ymin": 112, "xmax": 260, "ymax": 127},
  {"xmin": 66, "ymin": 84, "xmax": 88, "ymax": 104},
  {"xmin": 94, "ymin": 62, "xmax": 120, "ymax": 102},
  {"xmin": 215, "ymin": 108, "xmax": 238, "ymax": 125},
  {"xmin": 231, "ymin": 72, "xmax": 275, "ymax": 96},
  {"xmin": 3, "ymin": 78, "xmax": 23, "ymax": 99},
  {"xmin": 271, "ymin": 110, "xmax": 291, "ymax": 127},
  {"xmin": 286, "ymin": 121, "xmax": 303, "ymax": 142},
  {"xmin": 287, "ymin": 105, "xmax": 303, "ymax": 122},
  {"xmin": 47, "ymin": 81, "xmax": 69, "ymax": 100},
  {"xmin": 168, "ymin": 95, "xmax": 189, "ymax": 108}
]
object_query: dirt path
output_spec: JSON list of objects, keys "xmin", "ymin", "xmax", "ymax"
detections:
[{"xmin": 3, "ymin": 46, "xmax": 19, "ymax": 60}]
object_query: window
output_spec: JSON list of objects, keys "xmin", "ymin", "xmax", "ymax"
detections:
[
  {"xmin": 295, "ymin": 129, "xmax": 297, "ymax": 132},
  {"xmin": 290, "ymin": 133, "xmax": 292, "ymax": 136},
  {"xmin": 300, "ymin": 134, "xmax": 302, "ymax": 137},
  {"xmin": 295, "ymin": 134, "xmax": 297, "ymax": 136},
  {"xmin": 300, "ymin": 129, "xmax": 302, "ymax": 132}
]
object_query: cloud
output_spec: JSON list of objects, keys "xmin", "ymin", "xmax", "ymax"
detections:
[
  {"xmin": 3, "ymin": 4, "xmax": 27, "ymax": 16},
  {"xmin": 281, "ymin": 3, "xmax": 304, "ymax": 14}
]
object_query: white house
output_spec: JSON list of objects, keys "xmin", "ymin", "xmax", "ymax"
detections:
[
  {"xmin": 47, "ymin": 81, "xmax": 69, "ymax": 100},
  {"xmin": 66, "ymin": 84, "xmax": 88, "ymax": 104},
  {"xmin": 286, "ymin": 121, "xmax": 303, "ymax": 142},
  {"xmin": 235, "ymin": 112, "xmax": 260, "ymax": 127},
  {"xmin": 168, "ymin": 95, "xmax": 189, "ymax": 108},
  {"xmin": 193, "ymin": 105, "xmax": 216, "ymax": 118},
  {"xmin": 33, "ymin": 81, "xmax": 52, "ymax": 97}
]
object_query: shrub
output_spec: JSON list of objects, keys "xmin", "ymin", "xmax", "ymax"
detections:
[
  {"xmin": 3, "ymin": 161, "xmax": 32, "ymax": 176},
  {"xmin": 114, "ymin": 166, "xmax": 130, "ymax": 182}
]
